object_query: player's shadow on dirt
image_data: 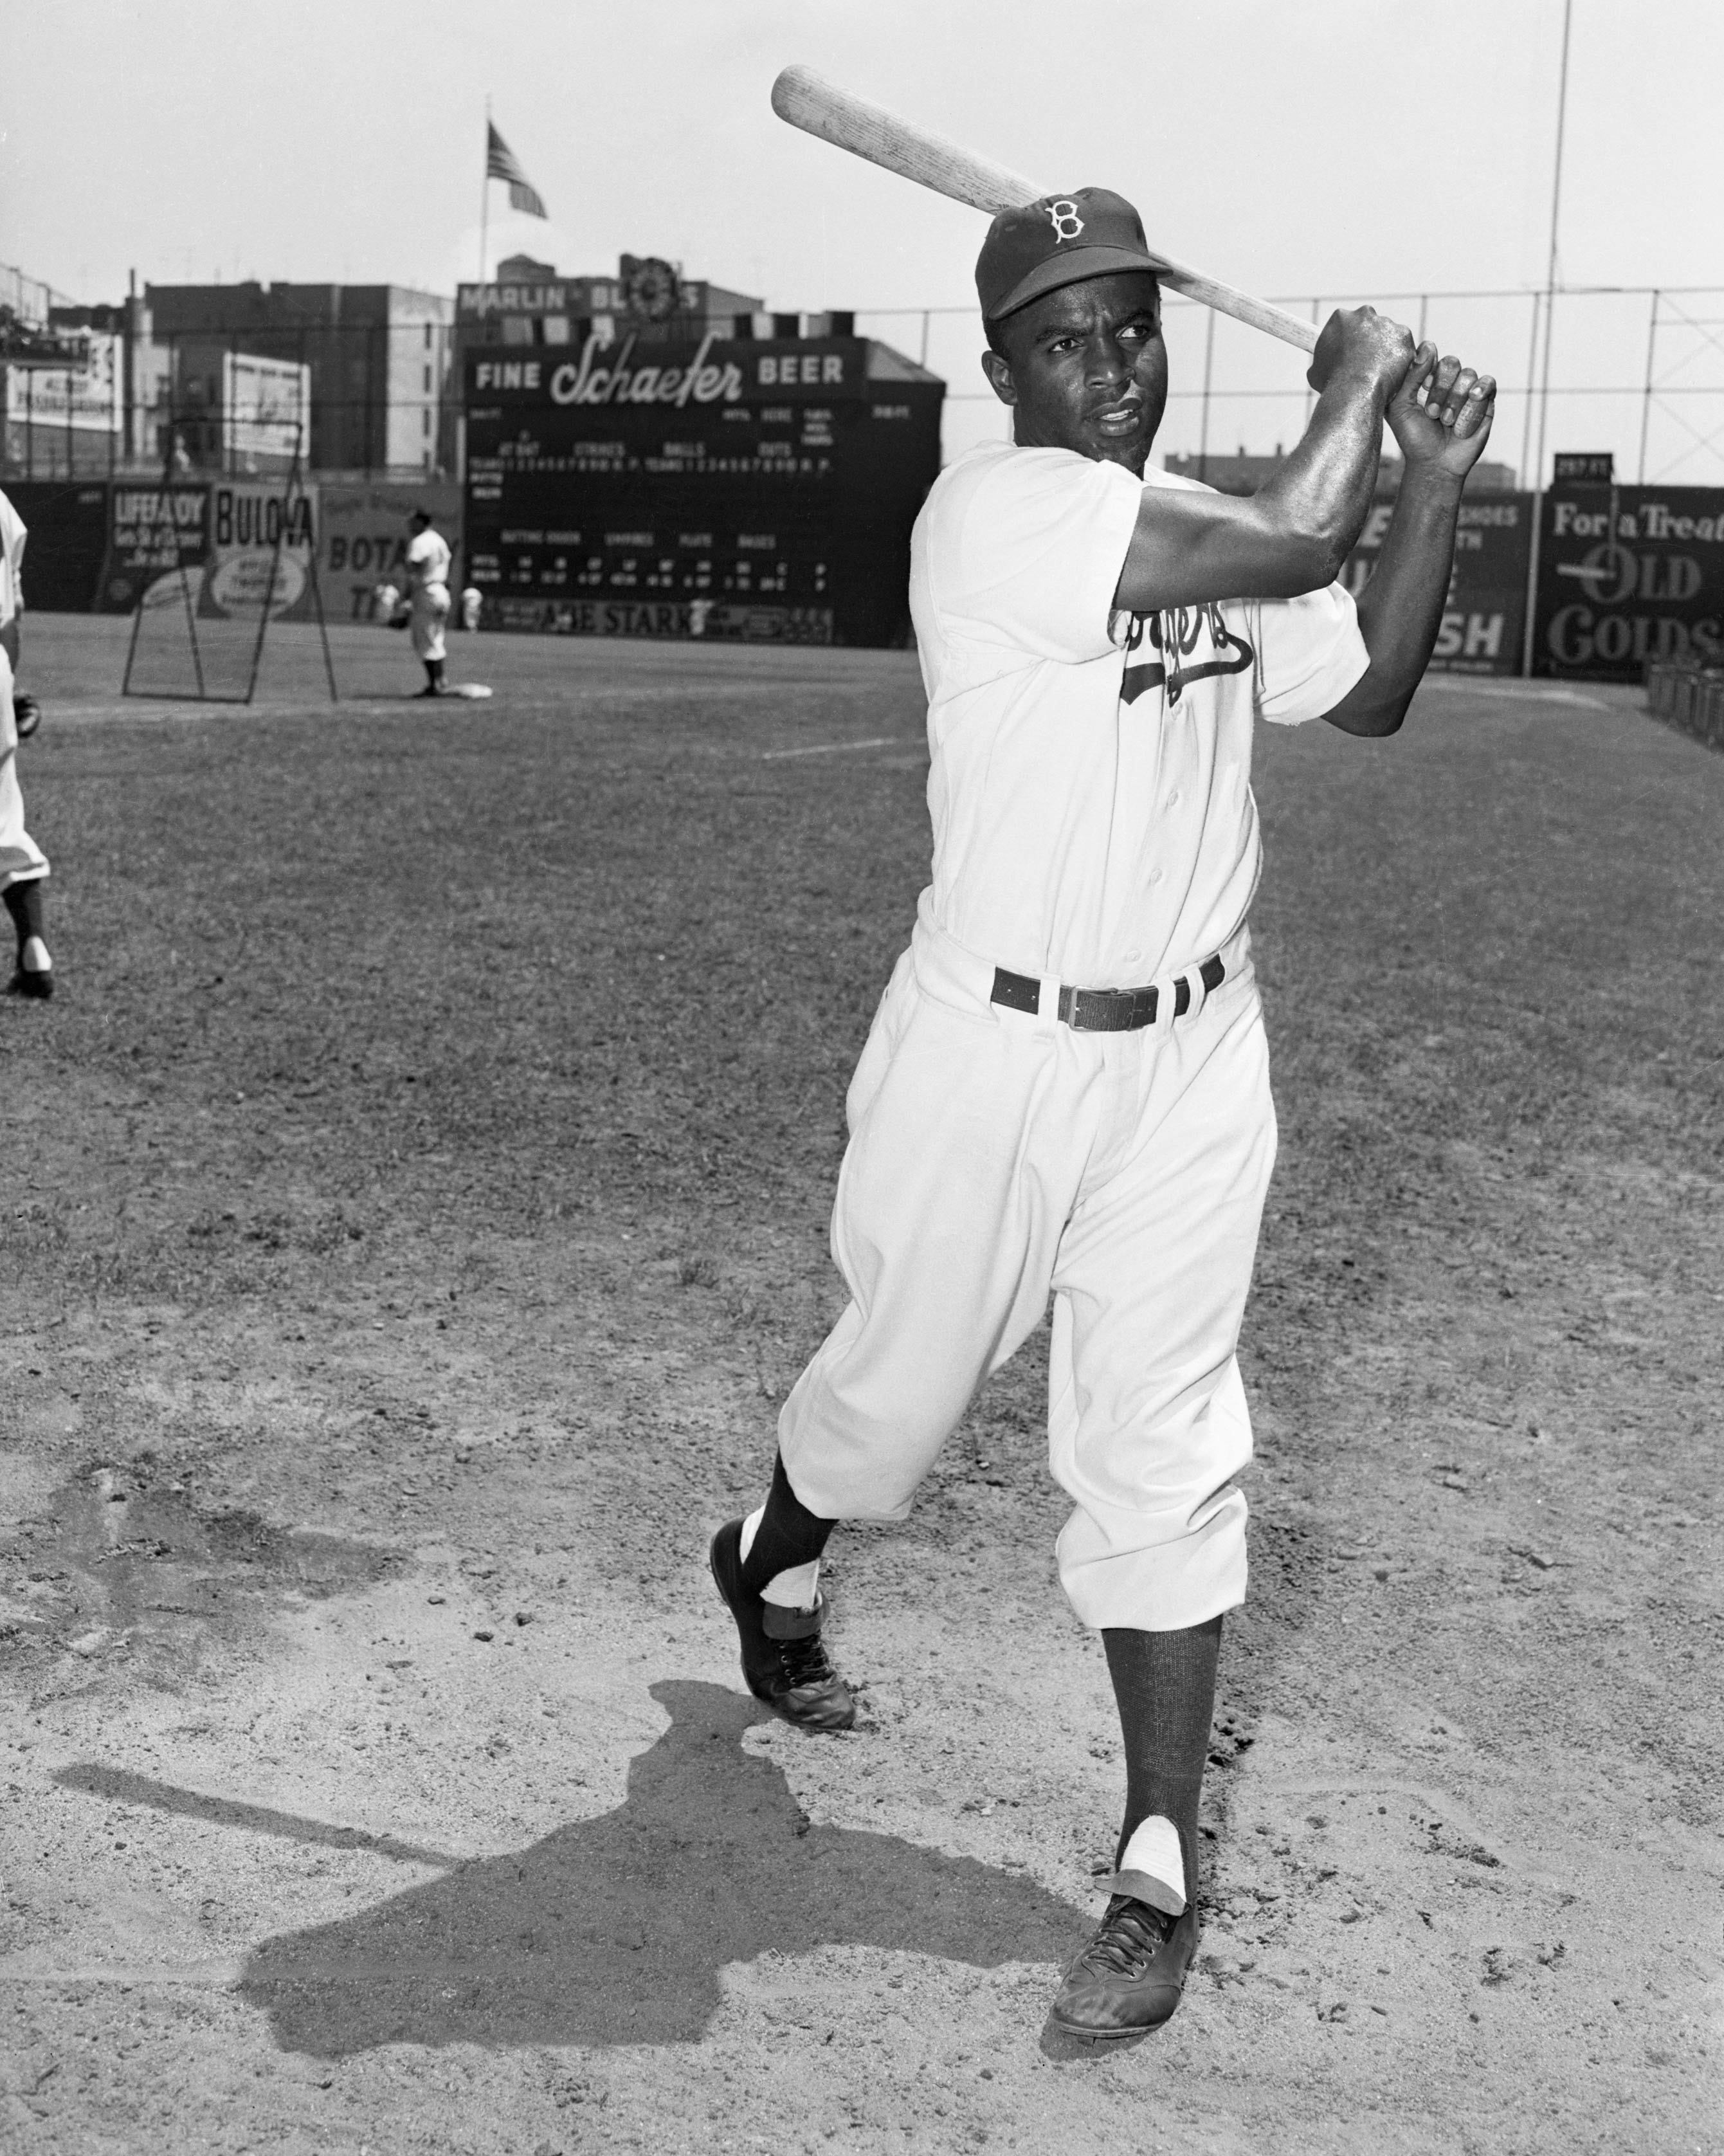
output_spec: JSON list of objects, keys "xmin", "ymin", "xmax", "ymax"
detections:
[{"xmin": 228, "ymin": 1678, "xmax": 1086, "ymax": 2056}]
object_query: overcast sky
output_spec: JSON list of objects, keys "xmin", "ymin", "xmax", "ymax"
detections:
[{"xmin": 6, "ymin": 1, "xmax": 1721, "ymax": 476}]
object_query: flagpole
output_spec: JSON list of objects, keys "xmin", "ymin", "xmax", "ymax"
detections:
[{"xmin": 478, "ymin": 95, "xmax": 491, "ymax": 284}]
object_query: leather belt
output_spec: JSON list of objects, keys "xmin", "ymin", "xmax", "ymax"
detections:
[{"xmin": 990, "ymin": 953, "xmax": 1226, "ymax": 1032}]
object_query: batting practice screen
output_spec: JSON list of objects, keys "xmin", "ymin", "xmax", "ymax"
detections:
[{"xmin": 463, "ymin": 332, "xmax": 943, "ymax": 648}]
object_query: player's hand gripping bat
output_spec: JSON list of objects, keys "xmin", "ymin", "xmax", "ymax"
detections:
[{"xmin": 770, "ymin": 64, "xmax": 1319, "ymax": 357}]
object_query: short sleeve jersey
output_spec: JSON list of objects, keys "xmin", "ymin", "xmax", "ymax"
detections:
[
  {"xmin": 406, "ymin": 527, "xmax": 451, "ymax": 589},
  {"xmin": 908, "ymin": 441, "xmax": 1369, "ymax": 986},
  {"xmin": 0, "ymin": 490, "xmax": 28, "ymax": 628}
]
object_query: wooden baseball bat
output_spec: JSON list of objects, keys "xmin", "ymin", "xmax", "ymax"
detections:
[{"xmin": 770, "ymin": 64, "xmax": 1319, "ymax": 357}]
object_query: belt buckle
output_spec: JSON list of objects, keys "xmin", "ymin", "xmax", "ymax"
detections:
[
  {"xmin": 1064, "ymin": 983, "xmax": 1158, "ymax": 1032},
  {"xmin": 1060, "ymin": 951, "xmax": 1226, "ymax": 1034}
]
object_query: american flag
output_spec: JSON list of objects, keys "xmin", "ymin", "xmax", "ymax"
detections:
[{"xmin": 486, "ymin": 123, "xmax": 547, "ymax": 219}]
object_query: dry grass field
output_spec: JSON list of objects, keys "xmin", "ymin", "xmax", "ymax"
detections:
[{"xmin": 1, "ymin": 616, "xmax": 1720, "ymax": 2154}]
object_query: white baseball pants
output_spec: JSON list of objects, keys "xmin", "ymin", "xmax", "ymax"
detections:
[
  {"xmin": 0, "ymin": 648, "xmax": 49, "ymax": 893},
  {"xmin": 777, "ymin": 907, "xmax": 1275, "ymax": 1632},
  {"xmin": 410, "ymin": 583, "xmax": 449, "ymax": 662}
]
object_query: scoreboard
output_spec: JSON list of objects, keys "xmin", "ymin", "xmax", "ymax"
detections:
[{"xmin": 464, "ymin": 330, "xmax": 943, "ymax": 647}]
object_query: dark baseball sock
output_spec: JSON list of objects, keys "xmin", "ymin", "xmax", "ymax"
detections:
[
  {"xmin": 1103, "ymin": 1616, "xmax": 1224, "ymax": 1905},
  {"xmin": 3, "ymin": 878, "xmax": 45, "ymax": 959},
  {"xmin": 739, "ymin": 1452, "xmax": 835, "ymax": 1597},
  {"xmin": 424, "ymin": 658, "xmax": 446, "ymax": 691}
]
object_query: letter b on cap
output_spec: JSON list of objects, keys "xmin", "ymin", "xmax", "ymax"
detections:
[{"xmin": 1046, "ymin": 199, "xmax": 1084, "ymax": 243}]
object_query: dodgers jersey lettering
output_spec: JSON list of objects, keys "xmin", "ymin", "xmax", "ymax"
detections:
[
  {"xmin": 908, "ymin": 442, "xmax": 1370, "ymax": 988},
  {"xmin": 1120, "ymin": 603, "xmax": 1255, "ymax": 707}
]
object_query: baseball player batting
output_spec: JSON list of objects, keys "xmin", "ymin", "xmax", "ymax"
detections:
[{"xmin": 711, "ymin": 187, "xmax": 1494, "ymax": 2040}]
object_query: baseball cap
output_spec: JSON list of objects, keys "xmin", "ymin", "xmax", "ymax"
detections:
[{"xmin": 977, "ymin": 188, "xmax": 1164, "ymax": 324}]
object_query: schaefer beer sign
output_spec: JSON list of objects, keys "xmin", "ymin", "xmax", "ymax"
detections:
[
  {"xmin": 466, "ymin": 333, "xmax": 858, "ymax": 411},
  {"xmin": 1535, "ymin": 486, "xmax": 1724, "ymax": 679}
]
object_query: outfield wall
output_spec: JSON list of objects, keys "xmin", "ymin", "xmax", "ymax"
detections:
[
  {"xmin": 1343, "ymin": 493, "xmax": 1532, "ymax": 676},
  {"xmin": 0, "ymin": 480, "xmax": 110, "ymax": 610},
  {"xmin": 316, "ymin": 481, "xmax": 464, "ymax": 625},
  {"xmin": 0, "ymin": 478, "xmax": 460, "ymax": 625},
  {"xmin": 9, "ymin": 475, "xmax": 1723, "ymax": 684},
  {"xmin": 1533, "ymin": 486, "xmax": 1724, "ymax": 680},
  {"xmin": 1334, "ymin": 481, "xmax": 1724, "ymax": 682}
]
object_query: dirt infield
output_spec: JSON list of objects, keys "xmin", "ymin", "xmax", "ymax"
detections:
[{"xmin": 2, "ymin": 618, "xmax": 1720, "ymax": 2155}]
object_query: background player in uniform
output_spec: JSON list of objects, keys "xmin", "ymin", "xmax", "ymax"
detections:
[
  {"xmin": 0, "ymin": 485, "xmax": 53, "ymax": 1000},
  {"xmin": 710, "ymin": 188, "xmax": 1494, "ymax": 2040},
  {"xmin": 404, "ymin": 508, "xmax": 453, "ymax": 697}
]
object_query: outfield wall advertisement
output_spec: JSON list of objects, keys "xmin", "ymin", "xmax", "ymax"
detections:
[
  {"xmin": 37, "ymin": 479, "xmax": 460, "ymax": 617},
  {"xmin": 1342, "ymin": 491, "xmax": 1532, "ymax": 676},
  {"xmin": 1533, "ymin": 486, "xmax": 1724, "ymax": 679},
  {"xmin": 102, "ymin": 484, "xmax": 210, "ymax": 613},
  {"xmin": 317, "ymin": 482, "xmax": 464, "ymax": 622},
  {"xmin": 98, "ymin": 480, "xmax": 323, "ymax": 619},
  {"xmin": 197, "ymin": 480, "xmax": 320, "ymax": 623}
]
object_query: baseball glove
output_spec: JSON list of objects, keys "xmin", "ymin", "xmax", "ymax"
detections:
[
  {"xmin": 388, "ymin": 606, "xmax": 412, "ymax": 632},
  {"xmin": 14, "ymin": 692, "xmax": 41, "ymax": 740}
]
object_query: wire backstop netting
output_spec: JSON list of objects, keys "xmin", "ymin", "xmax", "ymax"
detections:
[{"xmin": 122, "ymin": 421, "xmax": 336, "ymax": 704}]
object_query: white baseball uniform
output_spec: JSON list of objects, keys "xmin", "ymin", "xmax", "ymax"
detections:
[
  {"xmin": 0, "ymin": 490, "xmax": 48, "ymax": 895},
  {"xmin": 776, "ymin": 443, "xmax": 1368, "ymax": 1631},
  {"xmin": 405, "ymin": 525, "xmax": 452, "ymax": 661}
]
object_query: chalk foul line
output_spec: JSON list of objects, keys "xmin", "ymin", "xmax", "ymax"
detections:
[{"xmin": 762, "ymin": 735, "xmax": 921, "ymax": 762}]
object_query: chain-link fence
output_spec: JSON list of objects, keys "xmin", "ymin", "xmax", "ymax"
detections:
[
  {"xmin": 6, "ymin": 276, "xmax": 1721, "ymax": 493},
  {"xmin": 857, "ymin": 285, "xmax": 1724, "ymax": 489}
]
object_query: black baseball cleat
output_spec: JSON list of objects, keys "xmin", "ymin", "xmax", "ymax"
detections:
[
  {"xmin": 1049, "ymin": 1895, "xmax": 1199, "ymax": 2040},
  {"xmin": 6, "ymin": 967, "xmax": 53, "ymax": 1000},
  {"xmin": 709, "ymin": 1518, "xmax": 856, "ymax": 1733}
]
